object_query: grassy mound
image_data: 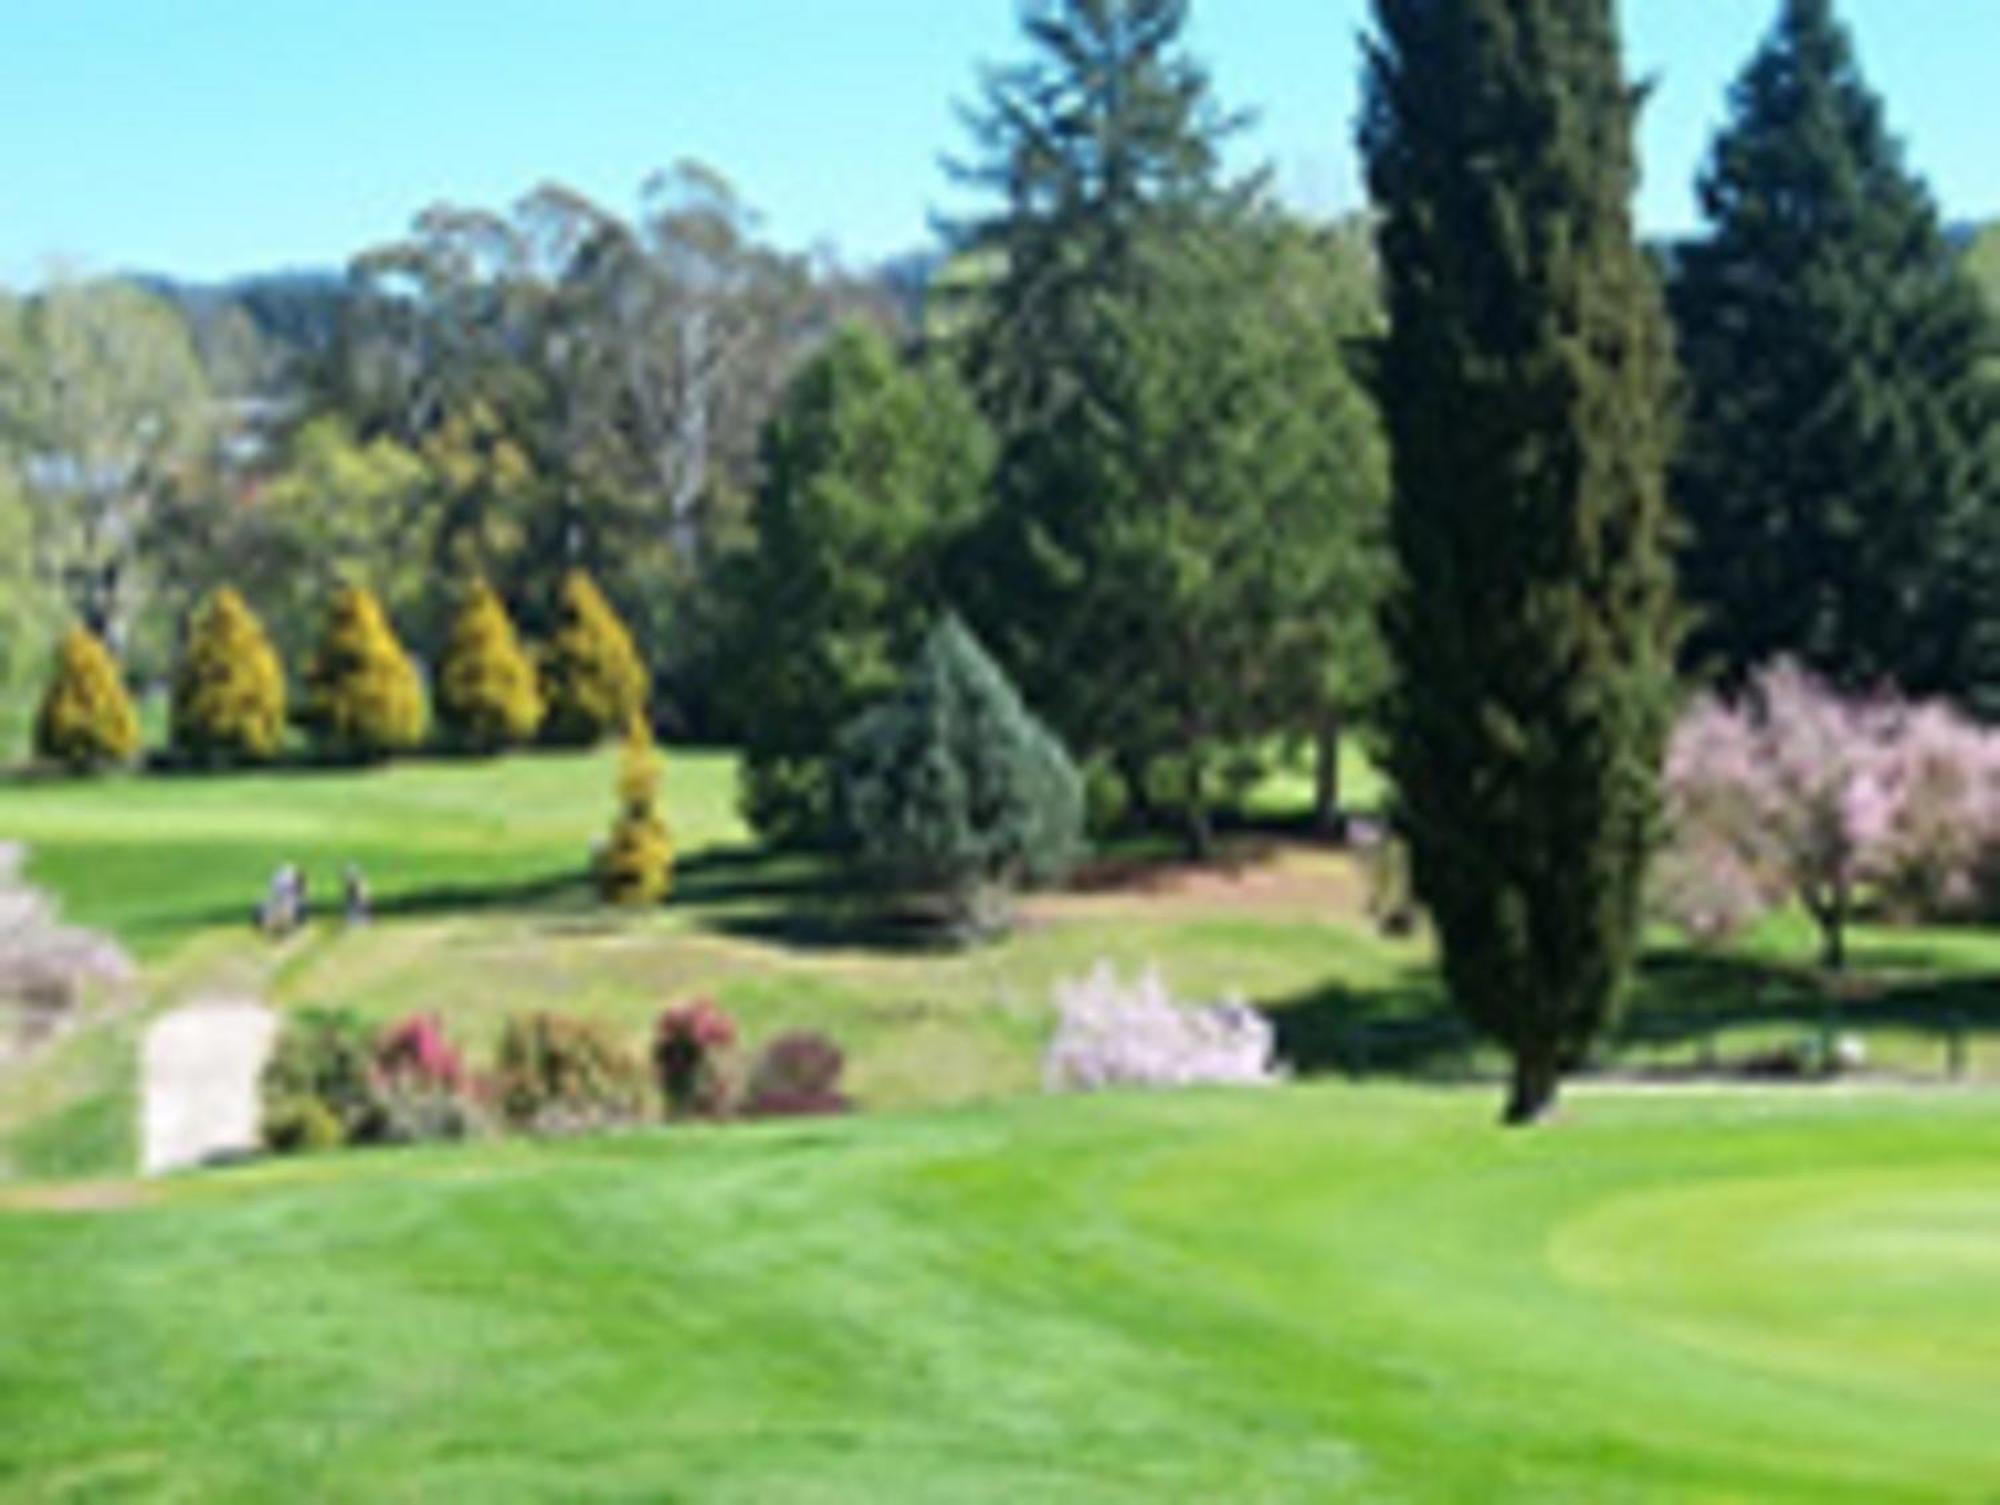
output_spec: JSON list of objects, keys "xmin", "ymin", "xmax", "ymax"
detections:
[{"xmin": 1, "ymin": 1086, "xmax": 1996, "ymax": 1501}]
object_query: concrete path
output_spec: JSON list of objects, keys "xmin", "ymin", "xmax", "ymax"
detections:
[{"xmin": 141, "ymin": 1000, "xmax": 277, "ymax": 1175}]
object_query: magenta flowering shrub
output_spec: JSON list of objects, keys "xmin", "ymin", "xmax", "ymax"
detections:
[
  {"xmin": 1660, "ymin": 660, "xmax": 2000, "ymax": 966},
  {"xmin": 1044, "ymin": 964, "xmax": 1278, "ymax": 1093},
  {"xmin": 653, "ymin": 999, "xmax": 738, "ymax": 1118},
  {"xmin": 371, "ymin": 1013, "xmax": 484, "ymax": 1143}
]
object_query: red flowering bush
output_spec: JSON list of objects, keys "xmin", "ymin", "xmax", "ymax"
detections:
[
  {"xmin": 372, "ymin": 1013, "xmax": 483, "ymax": 1143},
  {"xmin": 653, "ymin": 999, "xmax": 738, "ymax": 1118}
]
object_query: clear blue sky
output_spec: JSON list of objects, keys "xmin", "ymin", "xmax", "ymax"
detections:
[{"xmin": 1, "ymin": 1, "xmax": 1992, "ymax": 286}]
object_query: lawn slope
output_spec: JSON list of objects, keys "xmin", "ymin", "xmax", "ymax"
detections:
[{"xmin": 2, "ymin": 1087, "xmax": 1997, "ymax": 1503}]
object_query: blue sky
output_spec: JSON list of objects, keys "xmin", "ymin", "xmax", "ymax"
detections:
[{"xmin": 1, "ymin": 1, "xmax": 1992, "ymax": 286}]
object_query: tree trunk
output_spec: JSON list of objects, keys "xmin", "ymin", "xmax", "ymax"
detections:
[
  {"xmin": 1116, "ymin": 751, "xmax": 1156, "ymax": 831},
  {"xmin": 1312, "ymin": 716, "xmax": 1344, "ymax": 837},
  {"xmin": 1810, "ymin": 881, "xmax": 1849, "ymax": 972},
  {"xmin": 1502, "ymin": 1044, "xmax": 1561, "ymax": 1127},
  {"xmin": 1183, "ymin": 754, "xmax": 1213, "ymax": 862}
]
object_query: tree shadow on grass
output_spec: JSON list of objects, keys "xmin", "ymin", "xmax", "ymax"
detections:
[{"xmin": 1261, "ymin": 946, "xmax": 2000, "ymax": 1082}]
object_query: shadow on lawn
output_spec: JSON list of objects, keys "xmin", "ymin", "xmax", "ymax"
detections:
[{"xmin": 1263, "ymin": 948, "xmax": 2000, "ymax": 1081}]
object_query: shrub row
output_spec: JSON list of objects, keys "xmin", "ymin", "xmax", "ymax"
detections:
[
  {"xmin": 260, "ymin": 1002, "xmax": 847, "ymax": 1154},
  {"xmin": 34, "ymin": 569, "xmax": 647, "ymax": 773}
]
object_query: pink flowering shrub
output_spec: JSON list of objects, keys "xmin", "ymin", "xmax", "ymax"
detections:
[
  {"xmin": 1044, "ymin": 964, "xmax": 1278, "ymax": 1092},
  {"xmin": 369, "ymin": 1013, "xmax": 485, "ymax": 1143},
  {"xmin": 653, "ymin": 999, "xmax": 738, "ymax": 1118},
  {"xmin": 0, "ymin": 840, "xmax": 134, "ymax": 1022},
  {"xmin": 1660, "ymin": 661, "xmax": 2000, "ymax": 966}
]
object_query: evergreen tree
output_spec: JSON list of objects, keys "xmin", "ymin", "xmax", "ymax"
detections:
[
  {"xmin": 300, "ymin": 585, "xmax": 428, "ymax": 760},
  {"xmin": 1079, "ymin": 212, "xmax": 1391, "ymax": 854},
  {"xmin": 1672, "ymin": 0, "xmax": 1998, "ymax": 697},
  {"xmin": 725, "ymin": 323, "xmax": 993, "ymax": 846},
  {"xmin": 436, "ymin": 578, "xmax": 545, "ymax": 752},
  {"xmin": 834, "ymin": 616, "xmax": 1083, "ymax": 940},
  {"xmin": 34, "ymin": 624, "xmax": 141, "ymax": 772},
  {"xmin": 945, "ymin": 0, "xmax": 1244, "ymax": 779},
  {"xmin": 541, "ymin": 569, "xmax": 648, "ymax": 746},
  {"xmin": 599, "ymin": 715, "xmax": 673, "ymax": 905},
  {"xmin": 171, "ymin": 587, "xmax": 287, "ymax": 765},
  {"xmin": 1363, "ymin": 0, "xmax": 1680, "ymax": 1123}
]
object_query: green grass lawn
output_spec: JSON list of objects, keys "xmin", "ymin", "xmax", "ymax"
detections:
[{"xmin": 2, "ymin": 1085, "xmax": 1996, "ymax": 1502}]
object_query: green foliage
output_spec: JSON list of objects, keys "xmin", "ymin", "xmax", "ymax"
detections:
[
  {"xmin": 945, "ymin": 4, "xmax": 1388, "ymax": 851},
  {"xmin": 0, "ymin": 277, "xmax": 212, "ymax": 651},
  {"xmin": 948, "ymin": 0, "xmax": 1242, "ymax": 772},
  {"xmin": 1364, "ymin": 0, "xmax": 1680, "ymax": 1122},
  {"xmin": 599, "ymin": 718, "xmax": 674, "ymax": 905},
  {"xmin": 300, "ymin": 585, "xmax": 428, "ymax": 760},
  {"xmin": 726, "ymin": 323, "xmax": 993, "ymax": 845},
  {"xmin": 235, "ymin": 416, "xmax": 431, "ymax": 665},
  {"xmin": 1671, "ymin": 0, "xmax": 2000, "ymax": 699},
  {"xmin": 541, "ymin": 569, "xmax": 648, "ymax": 746},
  {"xmin": 0, "ymin": 458, "xmax": 60, "ymax": 761},
  {"xmin": 436, "ymin": 578, "xmax": 544, "ymax": 752},
  {"xmin": 171, "ymin": 587, "xmax": 287, "ymax": 765},
  {"xmin": 33, "ymin": 626, "xmax": 141, "ymax": 772},
  {"xmin": 260, "ymin": 1008, "xmax": 381, "ymax": 1151},
  {"xmin": 493, "ymin": 1012, "xmax": 650, "ymax": 1133},
  {"xmin": 834, "ymin": 617, "xmax": 1084, "ymax": 938}
]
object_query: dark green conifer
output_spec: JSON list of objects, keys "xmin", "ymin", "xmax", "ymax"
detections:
[
  {"xmin": 1362, "ymin": 0, "xmax": 1680, "ymax": 1123},
  {"xmin": 1672, "ymin": 0, "xmax": 1999, "ymax": 696}
]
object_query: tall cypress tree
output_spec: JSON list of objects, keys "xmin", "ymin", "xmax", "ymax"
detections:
[
  {"xmin": 1363, "ymin": 0, "xmax": 1679, "ymax": 1123},
  {"xmin": 1672, "ymin": 0, "xmax": 1997, "ymax": 697}
]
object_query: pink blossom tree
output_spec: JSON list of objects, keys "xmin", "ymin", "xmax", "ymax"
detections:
[{"xmin": 1662, "ymin": 661, "xmax": 1903, "ymax": 969}]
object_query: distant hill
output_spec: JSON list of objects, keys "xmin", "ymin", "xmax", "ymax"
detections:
[{"xmin": 133, "ymin": 269, "xmax": 348, "ymax": 393}]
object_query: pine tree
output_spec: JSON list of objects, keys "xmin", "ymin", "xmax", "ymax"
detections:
[
  {"xmin": 945, "ymin": 0, "xmax": 1245, "ymax": 778},
  {"xmin": 436, "ymin": 578, "xmax": 544, "ymax": 752},
  {"xmin": 833, "ymin": 616, "xmax": 1084, "ymax": 940},
  {"xmin": 300, "ymin": 585, "xmax": 428, "ymax": 760},
  {"xmin": 599, "ymin": 716, "xmax": 673, "ymax": 905},
  {"xmin": 541, "ymin": 570, "xmax": 648, "ymax": 747},
  {"xmin": 1363, "ymin": 0, "xmax": 1680, "ymax": 1123},
  {"xmin": 1672, "ymin": 0, "xmax": 1998, "ymax": 697},
  {"xmin": 34, "ymin": 625, "xmax": 141, "ymax": 772},
  {"xmin": 726, "ymin": 324, "xmax": 992, "ymax": 847},
  {"xmin": 171, "ymin": 587, "xmax": 287, "ymax": 765}
]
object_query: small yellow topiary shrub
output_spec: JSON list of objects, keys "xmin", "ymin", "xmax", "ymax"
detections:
[{"xmin": 34, "ymin": 625, "xmax": 140, "ymax": 772}]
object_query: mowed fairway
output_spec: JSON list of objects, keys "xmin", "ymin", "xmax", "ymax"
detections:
[{"xmin": 2, "ymin": 1087, "xmax": 1998, "ymax": 1502}]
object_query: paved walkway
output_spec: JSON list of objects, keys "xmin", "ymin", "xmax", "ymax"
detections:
[{"xmin": 141, "ymin": 1000, "xmax": 277, "ymax": 1175}]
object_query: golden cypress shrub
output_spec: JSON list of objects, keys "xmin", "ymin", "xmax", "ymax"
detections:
[
  {"xmin": 34, "ymin": 625, "xmax": 141, "ymax": 772},
  {"xmin": 541, "ymin": 570, "xmax": 648, "ymax": 746},
  {"xmin": 171, "ymin": 587, "xmax": 287, "ymax": 764},
  {"xmin": 599, "ymin": 716, "xmax": 673, "ymax": 905},
  {"xmin": 301, "ymin": 585, "xmax": 428, "ymax": 760},
  {"xmin": 437, "ymin": 578, "xmax": 544, "ymax": 752}
]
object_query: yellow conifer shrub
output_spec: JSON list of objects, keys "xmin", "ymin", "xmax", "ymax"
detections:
[
  {"xmin": 171, "ymin": 587, "xmax": 287, "ymax": 764},
  {"xmin": 301, "ymin": 585, "xmax": 428, "ymax": 760},
  {"xmin": 599, "ymin": 716, "xmax": 673, "ymax": 905},
  {"xmin": 34, "ymin": 625, "xmax": 141, "ymax": 772},
  {"xmin": 541, "ymin": 570, "xmax": 648, "ymax": 746},
  {"xmin": 437, "ymin": 578, "xmax": 544, "ymax": 752}
]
